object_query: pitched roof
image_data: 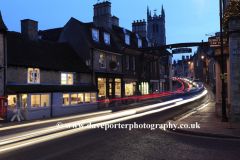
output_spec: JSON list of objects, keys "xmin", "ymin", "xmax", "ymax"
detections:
[
  {"xmin": 70, "ymin": 18, "xmax": 121, "ymax": 54},
  {"xmin": 0, "ymin": 11, "xmax": 7, "ymax": 31},
  {"xmin": 7, "ymin": 85, "xmax": 98, "ymax": 94},
  {"xmin": 7, "ymin": 31, "xmax": 91, "ymax": 73},
  {"xmin": 38, "ymin": 27, "xmax": 63, "ymax": 42}
]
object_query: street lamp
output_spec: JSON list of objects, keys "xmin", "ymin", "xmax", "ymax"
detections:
[
  {"xmin": 188, "ymin": 61, "xmax": 190, "ymax": 64},
  {"xmin": 201, "ymin": 55, "xmax": 204, "ymax": 59},
  {"xmin": 219, "ymin": 0, "xmax": 228, "ymax": 122}
]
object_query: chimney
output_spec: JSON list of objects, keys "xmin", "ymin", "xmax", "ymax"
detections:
[
  {"xmin": 132, "ymin": 19, "xmax": 146, "ymax": 37},
  {"xmin": 186, "ymin": 56, "xmax": 189, "ymax": 61},
  {"xmin": 112, "ymin": 16, "xmax": 119, "ymax": 26},
  {"xmin": 93, "ymin": 1, "xmax": 112, "ymax": 29},
  {"xmin": 182, "ymin": 55, "xmax": 185, "ymax": 61},
  {"xmin": 21, "ymin": 19, "xmax": 38, "ymax": 41},
  {"xmin": 190, "ymin": 55, "xmax": 193, "ymax": 59}
]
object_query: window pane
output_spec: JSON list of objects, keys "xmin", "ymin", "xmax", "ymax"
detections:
[
  {"xmin": 28, "ymin": 68, "xmax": 33, "ymax": 83},
  {"xmin": 85, "ymin": 93, "xmax": 90, "ymax": 103},
  {"xmin": 98, "ymin": 78, "xmax": 106, "ymax": 100},
  {"xmin": 31, "ymin": 95, "xmax": 40, "ymax": 108},
  {"xmin": 34, "ymin": 69, "xmax": 40, "ymax": 83},
  {"xmin": 78, "ymin": 93, "xmax": 84, "ymax": 104},
  {"xmin": 8, "ymin": 95, "xmax": 17, "ymax": 109},
  {"xmin": 68, "ymin": 74, "xmax": 73, "ymax": 84},
  {"xmin": 61, "ymin": 74, "xmax": 67, "ymax": 84},
  {"xmin": 63, "ymin": 94, "xmax": 69, "ymax": 106},
  {"xmin": 21, "ymin": 94, "xmax": 28, "ymax": 108},
  {"xmin": 115, "ymin": 78, "xmax": 121, "ymax": 98},
  {"xmin": 41, "ymin": 94, "xmax": 50, "ymax": 107},
  {"xmin": 112, "ymin": 55, "xmax": 116, "ymax": 62},
  {"xmin": 125, "ymin": 83, "xmax": 133, "ymax": 96},
  {"xmin": 91, "ymin": 93, "xmax": 96, "ymax": 103},
  {"xmin": 71, "ymin": 94, "xmax": 78, "ymax": 105}
]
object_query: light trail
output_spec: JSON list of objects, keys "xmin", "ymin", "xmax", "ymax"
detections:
[
  {"xmin": 0, "ymin": 89, "xmax": 208, "ymax": 153},
  {"xmin": 0, "ymin": 110, "xmax": 112, "ymax": 131}
]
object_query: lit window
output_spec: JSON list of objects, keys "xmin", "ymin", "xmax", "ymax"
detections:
[
  {"xmin": 92, "ymin": 28, "xmax": 99, "ymax": 41},
  {"xmin": 8, "ymin": 95, "xmax": 17, "ymax": 109},
  {"xmin": 28, "ymin": 68, "xmax": 40, "ymax": 83},
  {"xmin": 126, "ymin": 55, "xmax": 129, "ymax": 69},
  {"xmin": 86, "ymin": 59, "xmax": 90, "ymax": 66},
  {"xmin": 125, "ymin": 34, "xmax": 130, "ymax": 45},
  {"xmin": 31, "ymin": 94, "xmax": 50, "ymax": 108},
  {"xmin": 104, "ymin": 32, "xmax": 110, "ymax": 44},
  {"xmin": 138, "ymin": 39, "xmax": 142, "ymax": 48},
  {"xmin": 63, "ymin": 94, "xmax": 69, "ymax": 106},
  {"xmin": 91, "ymin": 93, "xmax": 96, "ymax": 103},
  {"xmin": 133, "ymin": 56, "xmax": 135, "ymax": 70},
  {"xmin": 71, "ymin": 94, "xmax": 78, "ymax": 105},
  {"xmin": 61, "ymin": 73, "xmax": 73, "ymax": 85},
  {"xmin": 78, "ymin": 93, "xmax": 84, "ymax": 104},
  {"xmin": 85, "ymin": 93, "xmax": 90, "ymax": 103},
  {"xmin": 112, "ymin": 54, "xmax": 116, "ymax": 62},
  {"xmin": 100, "ymin": 52, "xmax": 106, "ymax": 68}
]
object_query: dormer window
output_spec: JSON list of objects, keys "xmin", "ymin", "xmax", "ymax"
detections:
[
  {"xmin": 148, "ymin": 42, "xmax": 151, "ymax": 47},
  {"xmin": 28, "ymin": 68, "xmax": 40, "ymax": 83},
  {"xmin": 104, "ymin": 32, "xmax": 110, "ymax": 44},
  {"xmin": 92, "ymin": 28, "xmax": 99, "ymax": 42},
  {"xmin": 125, "ymin": 34, "xmax": 130, "ymax": 45},
  {"xmin": 138, "ymin": 39, "xmax": 142, "ymax": 48}
]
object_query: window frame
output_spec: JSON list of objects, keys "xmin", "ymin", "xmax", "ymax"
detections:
[
  {"xmin": 132, "ymin": 56, "xmax": 135, "ymax": 70},
  {"xmin": 104, "ymin": 32, "xmax": 110, "ymax": 45},
  {"xmin": 27, "ymin": 68, "xmax": 40, "ymax": 84},
  {"xmin": 100, "ymin": 52, "xmax": 106, "ymax": 68},
  {"xmin": 125, "ymin": 34, "xmax": 130, "ymax": 45},
  {"xmin": 92, "ymin": 28, "xmax": 99, "ymax": 42},
  {"xmin": 138, "ymin": 39, "xmax": 142, "ymax": 48},
  {"xmin": 62, "ymin": 92, "xmax": 97, "ymax": 107},
  {"xmin": 126, "ymin": 55, "xmax": 129, "ymax": 70},
  {"xmin": 29, "ymin": 93, "xmax": 51, "ymax": 109},
  {"xmin": 61, "ymin": 72, "xmax": 74, "ymax": 85}
]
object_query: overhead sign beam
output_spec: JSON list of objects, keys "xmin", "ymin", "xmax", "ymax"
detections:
[
  {"xmin": 172, "ymin": 48, "xmax": 192, "ymax": 54},
  {"xmin": 141, "ymin": 42, "xmax": 209, "ymax": 52}
]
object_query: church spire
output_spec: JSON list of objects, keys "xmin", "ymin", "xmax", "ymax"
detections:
[
  {"xmin": 0, "ymin": 11, "xmax": 8, "ymax": 32},
  {"xmin": 161, "ymin": 5, "xmax": 165, "ymax": 17}
]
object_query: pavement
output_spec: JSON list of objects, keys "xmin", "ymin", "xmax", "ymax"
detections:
[{"xmin": 167, "ymin": 84, "xmax": 240, "ymax": 139}]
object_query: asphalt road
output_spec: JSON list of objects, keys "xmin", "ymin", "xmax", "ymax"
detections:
[{"xmin": 1, "ymin": 92, "xmax": 240, "ymax": 160}]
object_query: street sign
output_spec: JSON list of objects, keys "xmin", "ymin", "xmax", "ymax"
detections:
[
  {"xmin": 172, "ymin": 48, "xmax": 192, "ymax": 54},
  {"xmin": 208, "ymin": 36, "xmax": 228, "ymax": 47}
]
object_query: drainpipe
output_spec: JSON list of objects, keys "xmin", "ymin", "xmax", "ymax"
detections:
[
  {"xmin": 4, "ymin": 33, "xmax": 7, "ymax": 96},
  {"xmin": 51, "ymin": 92, "xmax": 53, "ymax": 117}
]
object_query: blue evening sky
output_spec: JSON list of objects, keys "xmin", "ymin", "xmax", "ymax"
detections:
[{"xmin": 1, "ymin": 0, "xmax": 219, "ymax": 62}]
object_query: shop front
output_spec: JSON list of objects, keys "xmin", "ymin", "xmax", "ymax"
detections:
[
  {"xmin": 97, "ymin": 74, "xmax": 122, "ymax": 100},
  {"xmin": 160, "ymin": 79, "xmax": 165, "ymax": 92},
  {"xmin": 150, "ymin": 80, "xmax": 159, "ymax": 93},
  {"xmin": 123, "ymin": 78, "xmax": 137, "ymax": 96},
  {"xmin": 138, "ymin": 80, "xmax": 149, "ymax": 95}
]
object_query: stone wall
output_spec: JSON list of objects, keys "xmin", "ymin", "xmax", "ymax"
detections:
[
  {"xmin": 0, "ymin": 34, "xmax": 4, "ymax": 96},
  {"xmin": 7, "ymin": 66, "xmax": 92, "ymax": 84},
  {"xmin": 93, "ymin": 49, "xmax": 122, "ymax": 73},
  {"xmin": 229, "ymin": 16, "xmax": 240, "ymax": 122}
]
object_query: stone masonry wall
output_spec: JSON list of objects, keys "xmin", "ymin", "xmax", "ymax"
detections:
[
  {"xmin": 93, "ymin": 49, "xmax": 122, "ymax": 73},
  {"xmin": 7, "ymin": 66, "xmax": 92, "ymax": 84},
  {"xmin": 229, "ymin": 16, "xmax": 240, "ymax": 122}
]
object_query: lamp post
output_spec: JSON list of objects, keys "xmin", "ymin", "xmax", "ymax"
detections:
[{"xmin": 219, "ymin": 0, "xmax": 228, "ymax": 122}]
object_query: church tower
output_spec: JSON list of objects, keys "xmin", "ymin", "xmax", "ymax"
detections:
[{"xmin": 147, "ymin": 5, "xmax": 166, "ymax": 46}]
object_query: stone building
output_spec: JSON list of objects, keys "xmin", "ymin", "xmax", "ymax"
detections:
[
  {"xmin": 1, "ymin": 17, "xmax": 98, "ymax": 121},
  {"xmin": 0, "ymin": 11, "xmax": 7, "ymax": 97}
]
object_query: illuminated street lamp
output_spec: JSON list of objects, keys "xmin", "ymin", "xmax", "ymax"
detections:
[
  {"xmin": 188, "ymin": 61, "xmax": 191, "ymax": 64},
  {"xmin": 201, "ymin": 55, "xmax": 204, "ymax": 59}
]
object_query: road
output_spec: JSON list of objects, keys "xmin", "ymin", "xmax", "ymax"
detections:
[{"xmin": 0, "ymin": 88, "xmax": 240, "ymax": 160}]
